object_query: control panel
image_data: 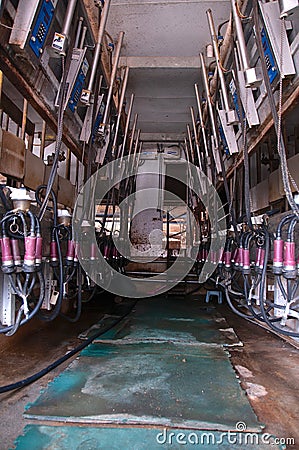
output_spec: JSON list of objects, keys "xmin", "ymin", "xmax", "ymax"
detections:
[
  {"xmin": 29, "ymin": 0, "xmax": 55, "ymax": 57},
  {"xmin": 68, "ymin": 58, "xmax": 89, "ymax": 112},
  {"xmin": 261, "ymin": 27, "xmax": 278, "ymax": 84}
]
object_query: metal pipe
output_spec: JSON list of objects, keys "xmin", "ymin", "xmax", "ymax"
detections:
[
  {"xmin": 119, "ymin": 93, "xmax": 134, "ymax": 161},
  {"xmin": 0, "ymin": 70, "xmax": 3, "ymax": 125},
  {"xmin": 206, "ymin": 9, "xmax": 237, "ymax": 125},
  {"xmin": 74, "ymin": 16, "xmax": 83, "ymax": 49},
  {"xmin": 190, "ymin": 106, "xmax": 202, "ymax": 170},
  {"xmin": 200, "ymin": 52, "xmax": 219, "ymax": 149},
  {"xmin": 87, "ymin": 0, "xmax": 111, "ymax": 93},
  {"xmin": 186, "ymin": 124, "xmax": 195, "ymax": 164},
  {"xmin": 112, "ymin": 66, "xmax": 129, "ymax": 157},
  {"xmin": 65, "ymin": 148, "xmax": 71, "ymax": 179},
  {"xmin": 135, "ymin": 140, "xmax": 143, "ymax": 171},
  {"xmin": 79, "ymin": 26, "xmax": 87, "ymax": 50},
  {"xmin": 184, "ymin": 138, "xmax": 191, "ymax": 164},
  {"xmin": 21, "ymin": 98, "xmax": 28, "ymax": 140},
  {"xmin": 39, "ymin": 120, "xmax": 47, "ymax": 160},
  {"xmin": 231, "ymin": 0, "xmax": 261, "ymax": 87},
  {"xmin": 231, "ymin": 0, "xmax": 249, "ymax": 70},
  {"xmin": 62, "ymin": 0, "xmax": 77, "ymax": 39},
  {"xmin": 128, "ymin": 113, "xmax": 138, "ymax": 156},
  {"xmin": 132, "ymin": 129, "xmax": 141, "ymax": 164},
  {"xmin": 102, "ymin": 31, "xmax": 125, "ymax": 126},
  {"xmin": 194, "ymin": 84, "xmax": 209, "ymax": 159}
]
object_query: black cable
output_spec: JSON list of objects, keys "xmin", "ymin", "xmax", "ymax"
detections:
[
  {"xmin": 59, "ymin": 265, "xmax": 82, "ymax": 323},
  {"xmin": 0, "ymin": 299, "xmax": 137, "ymax": 394},
  {"xmin": 35, "ymin": 186, "xmax": 58, "ymax": 226}
]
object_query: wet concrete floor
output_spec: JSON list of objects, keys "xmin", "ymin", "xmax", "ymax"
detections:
[{"xmin": 0, "ymin": 293, "xmax": 298, "ymax": 449}]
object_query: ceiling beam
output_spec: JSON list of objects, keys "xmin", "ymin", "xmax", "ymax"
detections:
[
  {"xmin": 119, "ymin": 56, "xmax": 201, "ymax": 69},
  {"xmin": 140, "ymin": 132, "xmax": 186, "ymax": 142}
]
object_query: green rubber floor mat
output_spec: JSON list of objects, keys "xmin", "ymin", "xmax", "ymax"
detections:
[
  {"xmin": 25, "ymin": 342, "xmax": 260, "ymax": 431},
  {"xmin": 94, "ymin": 297, "xmax": 241, "ymax": 346},
  {"xmin": 14, "ymin": 425, "xmax": 283, "ymax": 450}
]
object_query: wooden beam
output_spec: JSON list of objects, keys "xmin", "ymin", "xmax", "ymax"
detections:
[
  {"xmin": 0, "ymin": 51, "xmax": 84, "ymax": 163},
  {"xmin": 226, "ymin": 82, "xmax": 299, "ymax": 180},
  {"xmin": 1, "ymin": 92, "xmax": 35, "ymax": 135}
]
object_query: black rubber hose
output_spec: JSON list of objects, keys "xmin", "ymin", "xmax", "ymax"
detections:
[
  {"xmin": 0, "ymin": 299, "xmax": 137, "ymax": 394},
  {"xmin": 277, "ymin": 214, "xmax": 294, "ymax": 238},
  {"xmin": 26, "ymin": 210, "xmax": 36, "ymax": 235},
  {"xmin": 35, "ymin": 186, "xmax": 58, "ymax": 226},
  {"xmin": 259, "ymin": 228, "xmax": 299, "ymax": 337},
  {"xmin": 222, "ymin": 283, "xmax": 255, "ymax": 319},
  {"xmin": 287, "ymin": 216, "xmax": 299, "ymax": 241}
]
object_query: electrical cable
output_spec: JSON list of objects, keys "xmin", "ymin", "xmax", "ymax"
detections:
[{"xmin": 0, "ymin": 299, "xmax": 137, "ymax": 394}]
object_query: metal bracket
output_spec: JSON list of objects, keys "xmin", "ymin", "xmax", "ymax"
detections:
[{"xmin": 0, "ymin": 272, "xmax": 15, "ymax": 326}]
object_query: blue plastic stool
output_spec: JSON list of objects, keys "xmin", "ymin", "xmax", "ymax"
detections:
[{"xmin": 205, "ymin": 290, "xmax": 223, "ymax": 304}]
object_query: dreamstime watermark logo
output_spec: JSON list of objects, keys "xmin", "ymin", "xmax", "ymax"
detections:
[
  {"xmin": 73, "ymin": 156, "xmax": 226, "ymax": 298},
  {"xmin": 155, "ymin": 422, "xmax": 295, "ymax": 447}
]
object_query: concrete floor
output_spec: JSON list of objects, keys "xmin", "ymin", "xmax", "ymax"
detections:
[{"xmin": 0, "ymin": 294, "xmax": 298, "ymax": 449}]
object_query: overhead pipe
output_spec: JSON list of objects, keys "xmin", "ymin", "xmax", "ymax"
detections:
[
  {"xmin": 190, "ymin": 106, "xmax": 203, "ymax": 171},
  {"xmin": 83, "ymin": 0, "xmax": 111, "ymax": 103},
  {"xmin": 101, "ymin": 31, "xmax": 125, "ymax": 128},
  {"xmin": 111, "ymin": 66, "xmax": 130, "ymax": 158},
  {"xmin": 119, "ymin": 93, "xmax": 135, "ymax": 162},
  {"xmin": 206, "ymin": 9, "xmax": 238, "ymax": 125},
  {"xmin": 231, "ymin": 0, "xmax": 261, "ymax": 87}
]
